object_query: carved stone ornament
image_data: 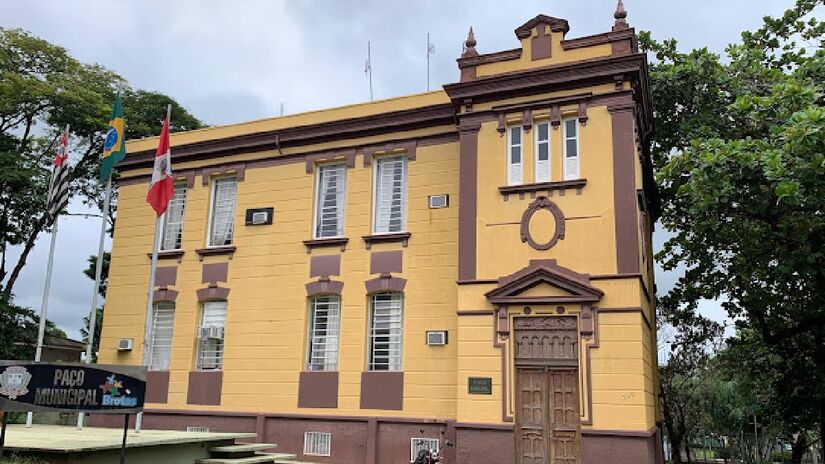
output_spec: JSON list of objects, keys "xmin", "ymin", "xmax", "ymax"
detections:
[
  {"xmin": 514, "ymin": 315, "xmax": 577, "ymax": 331},
  {"xmin": 520, "ymin": 197, "xmax": 565, "ymax": 250}
]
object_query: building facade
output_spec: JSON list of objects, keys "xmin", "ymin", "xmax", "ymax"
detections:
[{"xmin": 95, "ymin": 8, "xmax": 662, "ymax": 464}]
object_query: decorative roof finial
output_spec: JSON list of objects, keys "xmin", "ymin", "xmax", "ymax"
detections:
[
  {"xmin": 462, "ymin": 27, "xmax": 478, "ymax": 58},
  {"xmin": 613, "ymin": 0, "xmax": 629, "ymax": 31}
]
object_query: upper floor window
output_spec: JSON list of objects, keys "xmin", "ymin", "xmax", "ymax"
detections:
[
  {"xmin": 148, "ymin": 302, "xmax": 176, "ymax": 371},
  {"xmin": 160, "ymin": 183, "xmax": 187, "ymax": 251},
  {"xmin": 368, "ymin": 292, "xmax": 403, "ymax": 371},
  {"xmin": 372, "ymin": 156, "xmax": 408, "ymax": 234},
  {"xmin": 314, "ymin": 163, "xmax": 347, "ymax": 239},
  {"xmin": 535, "ymin": 122, "xmax": 551, "ymax": 183},
  {"xmin": 197, "ymin": 300, "xmax": 227, "ymax": 370},
  {"xmin": 563, "ymin": 118, "xmax": 580, "ymax": 180},
  {"xmin": 507, "ymin": 126, "xmax": 523, "ymax": 185},
  {"xmin": 208, "ymin": 177, "xmax": 237, "ymax": 247},
  {"xmin": 307, "ymin": 295, "xmax": 341, "ymax": 371}
]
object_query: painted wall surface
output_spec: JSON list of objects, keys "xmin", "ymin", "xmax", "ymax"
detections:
[{"xmin": 99, "ymin": 15, "xmax": 658, "ymax": 453}]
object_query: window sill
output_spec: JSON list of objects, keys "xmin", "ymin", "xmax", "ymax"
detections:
[
  {"xmin": 195, "ymin": 246, "xmax": 236, "ymax": 260},
  {"xmin": 303, "ymin": 237, "xmax": 348, "ymax": 253},
  {"xmin": 498, "ymin": 178, "xmax": 587, "ymax": 200},
  {"xmin": 362, "ymin": 232, "xmax": 411, "ymax": 249},
  {"xmin": 149, "ymin": 250, "xmax": 185, "ymax": 261}
]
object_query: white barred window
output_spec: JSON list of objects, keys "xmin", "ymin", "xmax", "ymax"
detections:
[
  {"xmin": 368, "ymin": 292, "xmax": 403, "ymax": 371},
  {"xmin": 372, "ymin": 156, "xmax": 407, "ymax": 234},
  {"xmin": 208, "ymin": 177, "xmax": 237, "ymax": 247},
  {"xmin": 160, "ymin": 184, "xmax": 187, "ymax": 250},
  {"xmin": 307, "ymin": 295, "xmax": 341, "ymax": 371},
  {"xmin": 197, "ymin": 301, "xmax": 227, "ymax": 370},
  {"xmin": 314, "ymin": 164, "xmax": 347, "ymax": 238},
  {"xmin": 304, "ymin": 431, "xmax": 332, "ymax": 456},
  {"xmin": 148, "ymin": 302, "xmax": 175, "ymax": 371},
  {"xmin": 535, "ymin": 122, "xmax": 551, "ymax": 183},
  {"xmin": 411, "ymin": 438, "xmax": 439, "ymax": 462},
  {"xmin": 507, "ymin": 126, "xmax": 523, "ymax": 185},
  {"xmin": 563, "ymin": 118, "xmax": 580, "ymax": 180}
]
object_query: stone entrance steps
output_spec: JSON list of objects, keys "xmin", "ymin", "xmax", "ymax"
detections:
[{"xmin": 195, "ymin": 442, "xmax": 319, "ymax": 464}]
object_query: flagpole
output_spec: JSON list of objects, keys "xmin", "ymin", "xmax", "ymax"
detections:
[
  {"xmin": 27, "ymin": 124, "xmax": 70, "ymax": 428},
  {"xmin": 427, "ymin": 33, "xmax": 430, "ymax": 91},
  {"xmin": 136, "ymin": 104, "xmax": 171, "ymax": 433},
  {"xmin": 367, "ymin": 41, "xmax": 373, "ymax": 101},
  {"xmin": 77, "ymin": 174, "xmax": 112, "ymax": 430}
]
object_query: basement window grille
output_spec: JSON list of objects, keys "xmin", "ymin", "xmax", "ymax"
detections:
[
  {"xmin": 410, "ymin": 438, "xmax": 439, "ymax": 462},
  {"xmin": 186, "ymin": 426, "xmax": 210, "ymax": 433},
  {"xmin": 303, "ymin": 431, "xmax": 332, "ymax": 456}
]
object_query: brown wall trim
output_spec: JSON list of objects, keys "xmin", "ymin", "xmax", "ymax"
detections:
[
  {"xmin": 153, "ymin": 288, "xmax": 178, "ymax": 303},
  {"xmin": 457, "ymin": 123, "xmax": 480, "ymax": 281},
  {"xmin": 196, "ymin": 286, "xmax": 230, "ymax": 302},
  {"xmin": 493, "ymin": 308, "xmax": 514, "ymax": 422},
  {"xmin": 364, "ymin": 276, "xmax": 406, "ymax": 294},
  {"xmin": 369, "ymin": 250, "xmax": 402, "ymax": 275},
  {"xmin": 310, "ymin": 254, "xmax": 341, "ymax": 279},
  {"xmin": 362, "ymin": 232, "xmax": 411, "ymax": 249},
  {"xmin": 360, "ymin": 371, "xmax": 403, "ymax": 410},
  {"xmin": 303, "ymin": 237, "xmax": 348, "ymax": 253},
  {"xmin": 186, "ymin": 370, "xmax": 223, "ymax": 406},
  {"xmin": 582, "ymin": 427, "xmax": 658, "ymax": 438},
  {"xmin": 140, "ymin": 407, "xmax": 452, "ymax": 425},
  {"xmin": 202, "ymin": 262, "xmax": 228, "ymax": 284},
  {"xmin": 195, "ymin": 246, "xmax": 236, "ymax": 260},
  {"xmin": 155, "ymin": 266, "xmax": 177, "ymax": 287},
  {"xmin": 145, "ymin": 370, "xmax": 170, "ymax": 404},
  {"xmin": 610, "ymin": 101, "xmax": 641, "ymax": 274},
  {"xmin": 583, "ymin": 309, "xmax": 601, "ymax": 425},
  {"xmin": 456, "ymin": 310, "xmax": 495, "ymax": 316},
  {"xmin": 362, "ymin": 140, "xmax": 416, "ymax": 167},
  {"xmin": 589, "ymin": 272, "xmax": 642, "ymax": 280},
  {"xmin": 562, "ymin": 28, "xmax": 636, "ymax": 51},
  {"xmin": 499, "ymin": 178, "xmax": 586, "ymax": 200},
  {"xmin": 305, "ymin": 148, "xmax": 356, "ymax": 174},
  {"xmin": 531, "ymin": 23, "xmax": 553, "ymax": 61},
  {"xmin": 306, "ymin": 279, "xmax": 344, "ymax": 296},
  {"xmin": 457, "ymin": 48, "xmax": 522, "ymax": 68},
  {"xmin": 456, "ymin": 279, "xmax": 498, "ymax": 285},
  {"xmin": 519, "ymin": 197, "xmax": 565, "ymax": 251},
  {"xmin": 298, "ymin": 371, "xmax": 339, "ymax": 409},
  {"xmin": 201, "ymin": 163, "xmax": 246, "ymax": 186},
  {"xmin": 453, "ymin": 422, "xmax": 514, "ymax": 431}
]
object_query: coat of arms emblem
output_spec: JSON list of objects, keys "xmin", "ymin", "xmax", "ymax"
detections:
[{"xmin": 0, "ymin": 365, "xmax": 32, "ymax": 399}]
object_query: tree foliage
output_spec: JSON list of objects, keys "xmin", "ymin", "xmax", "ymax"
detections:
[{"xmin": 643, "ymin": 0, "xmax": 825, "ymax": 458}]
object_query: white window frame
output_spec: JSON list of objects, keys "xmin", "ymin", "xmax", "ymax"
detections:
[
  {"xmin": 313, "ymin": 163, "xmax": 347, "ymax": 239},
  {"xmin": 197, "ymin": 301, "xmax": 227, "ymax": 370},
  {"xmin": 303, "ymin": 431, "xmax": 332, "ymax": 457},
  {"xmin": 367, "ymin": 292, "xmax": 404, "ymax": 372},
  {"xmin": 534, "ymin": 122, "xmax": 551, "ymax": 183},
  {"xmin": 563, "ymin": 118, "xmax": 580, "ymax": 180},
  {"xmin": 410, "ymin": 438, "xmax": 439, "ymax": 463},
  {"xmin": 148, "ymin": 302, "xmax": 175, "ymax": 371},
  {"xmin": 507, "ymin": 125, "xmax": 523, "ymax": 186},
  {"xmin": 206, "ymin": 177, "xmax": 237, "ymax": 247},
  {"xmin": 371, "ymin": 155, "xmax": 408, "ymax": 235},
  {"xmin": 306, "ymin": 295, "xmax": 342, "ymax": 371},
  {"xmin": 160, "ymin": 183, "xmax": 187, "ymax": 251}
]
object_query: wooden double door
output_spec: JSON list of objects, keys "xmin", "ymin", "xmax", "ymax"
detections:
[
  {"xmin": 516, "ymin": 368, "xmax": 580, "ymax": 464},
  {"xmin": 514, "ymin": 316, "xmax": 581, "ymax": 464}
]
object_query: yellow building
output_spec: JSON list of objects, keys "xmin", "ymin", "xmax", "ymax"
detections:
[{"xmin": 95, "ymin": 6, "xmax": 662, "ymax": 464}]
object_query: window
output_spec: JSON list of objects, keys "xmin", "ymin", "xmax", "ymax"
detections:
[
  {"xmin": 535, "ymin": 122, "xmax": 551, "ymax": 183},
  {"xmin": 307, "ymin": 295, "xmax": 341, "ymax": 371},
  {"xmin": 563, "ymin": 118, "xmax": 580, "ymax": 180},
  {"xmin": 314, "ymin": 163, "xmax": 347, "ymax": 238},
  {"xmin": 208, "ymin": 177, "xmax": 237, "ymax": 247},
  {"xmin": 148, "ymin": 302, "xmax": 175, "ymax": 371},
  {"xmin": 507, "ymin": 126, "xmax": 523, "ymax": 185},
  {"xmin": 368, "ymin": 292, "xmax": 403, "ymax": 371},
  {"xmin": 197, "ymin": 301, "xmax": 227, "ymax": 370},
  {"xmin": 411, "ymin": 438, "xmax": 439, "ymax": 462},
  {"xmin": 304, "ymin": 431, "xmax": 332, "ymax": 456},
  {"xmin": 372, "ymin": 156, "xmax": 407, "ymax": 234},
  {"xmin": 160, "ymin": 184, "xmax": 187, "ymax": 251}
]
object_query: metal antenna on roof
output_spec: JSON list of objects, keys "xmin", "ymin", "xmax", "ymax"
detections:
[{"xmin": 365, "ymin": 41, "xmax": 374, "ymax": 101}]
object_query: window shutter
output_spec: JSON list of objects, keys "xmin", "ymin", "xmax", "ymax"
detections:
[
  {"xmin": 563, "ymin": 119, "xmax": 580, "ymax": 180},
  {"xmin": 507, "ymin": 126, "xmax": 523, "ymax": 185},
  {"xmin": 373, "ymin": 157, "xmax": 407, "ymax": 234},
  {"xmin": 161, "ymin": 184, "xmax": 187, "ymax": 251},
  {"xmin": 307, "ymin": 295, "xmax": 341, "ymax": 371},
  {"xmin": 209, "ymin": 178, "xmax": 237, "ymax": 247},
  {"xmin": 315, "ymin": 164, "xmax": 346, "ymax": 238},
  {"xmin": 149, "ymin": 302, "xmax": 175, "ymax": 371},
  {"xmin": 198, "ymin": 301, "xmax": 227, "ymax": 370},
  {"xmin": 535, "ymin": 122, "xmax": 551, "ymax": 183},
  {"xmin": 368, "ymin": 293, "xmax": 403, "ymax": 371}
]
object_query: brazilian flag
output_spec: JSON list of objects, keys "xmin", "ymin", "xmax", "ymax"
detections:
[{"xmin": 99, "ymin": 92, "xmax": 126, "ymax": 183}]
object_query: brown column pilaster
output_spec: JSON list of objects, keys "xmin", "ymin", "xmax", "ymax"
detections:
[
  {"xmin": 458, "ymin": 123, "xmax": 480, "ymax": 281},
  {"xmin": 609, "ymin": 101, "xmax": 640, "ymax": 274}
]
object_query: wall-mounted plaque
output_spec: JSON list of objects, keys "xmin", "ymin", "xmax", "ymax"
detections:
[{"xmin": 468, "ymin": 377, "xmax": 492, "ymax": 395}]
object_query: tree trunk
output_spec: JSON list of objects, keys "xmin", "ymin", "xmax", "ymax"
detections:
[
  {"xmin": 671, "ymin": 433, "xmax": 685, "ymax": 464},
  {"xmin": 791, "ymin": 433, "xmax": 807, "ymax": 464},
  {"xmin": 2, "ymin": 212, "xmax": 50, "ymax": 299},
  {"xmin": 685, "ymin": 441, "xmax": 693, "ymax": 464}
]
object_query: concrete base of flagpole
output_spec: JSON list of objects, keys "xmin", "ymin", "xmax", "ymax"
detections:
[
  {"xmin": 77, "ymin": 412, "xmax": 84, "ymax": 430},
  {"xmin": 135, "ymin": 412, "xmax": 143, "ymax": 433},
  {"xmin": 25, "ymin": 412, "xmax": 33, "ymax": 428}
]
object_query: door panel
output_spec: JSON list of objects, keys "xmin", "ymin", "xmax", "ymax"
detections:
[
  {"xmin": 549, "ymin": 370, "xmax": 580, "ymax": 464},
  {"xmin": 516, "ymin": 369, "xmax": 549, "ymax": 464}
]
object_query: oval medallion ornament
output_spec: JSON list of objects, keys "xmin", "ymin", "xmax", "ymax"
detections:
[{"xmin": 520, "ymin": 197, "xmax": 565, "ymax": 250}]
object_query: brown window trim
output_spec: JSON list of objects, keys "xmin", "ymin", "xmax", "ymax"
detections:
[
  {"xmin": 150, "ymin": 250, "xmax": 185, "ymax": 261},
  {"xmin": 499, "ymin": 179, "xmax": 586, "ymax": 201},
  {"xmin": 195, "ymin": 246, "xmax": 236, "ymax": 260},
  {"xmin": 362, "ymin": 232, "xmax": 411, "ymax": 250},
  {"xmin": 303, "ymin": 237, "xmax": 348, "ymax": 253}
]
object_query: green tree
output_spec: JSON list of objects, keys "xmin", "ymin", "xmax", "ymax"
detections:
[
  {"xmin": 0, "ymin": 298, "xmax": 65, "ymax": 360},
  {"xmin": 642, "ymin": 0, "xmax": 825, "ymax": 459}
]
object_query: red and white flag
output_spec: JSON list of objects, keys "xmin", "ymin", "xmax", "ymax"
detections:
[
  {"xmin": 146, "ymin": 113, "xmax": 174, "ymax": 216},
  {"xmin": 47, "ymin": 128, "xmax": 71, "ymax": 218}
]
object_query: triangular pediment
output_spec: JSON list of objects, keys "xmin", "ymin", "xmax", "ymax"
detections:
[
  {"xmin": 515, "ymin": 14, "xmax": 570, "ymax": 39},
  {"xmin": 485, "ymin": 259, "xmax": 603, "ymax": 305}
]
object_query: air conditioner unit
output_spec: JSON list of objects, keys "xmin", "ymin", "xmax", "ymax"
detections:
[
  {"xmin": 426, "ymin": 331, "xmax": 448, "ymax": 346},
  {"xmin": 428, "ymin": 194, "xmax": 449, "ymax": 209},
  {"xmin": 117, "ymin": 338, "xmax": 134, "ymax": 351},
  {"xmin": 198, "ymin": 326, "xmax": 224, "ymax": 339},
  {"xmin": 251, "ymin": 211, "xmax": 269, "ymax": 225}
]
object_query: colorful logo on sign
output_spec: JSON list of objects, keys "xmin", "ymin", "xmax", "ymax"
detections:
[
  {"xmin": 0, "ymin": 366, "xmax": 32, "ymax": 399},
  {"xmin": 100, "ymin": 374, "xmax": 138, "ymax": 407}
]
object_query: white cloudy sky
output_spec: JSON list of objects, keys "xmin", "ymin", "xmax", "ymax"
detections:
[{"xmin": 2, "ymin": 0, "xmax": 795, "ymax": 340}]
